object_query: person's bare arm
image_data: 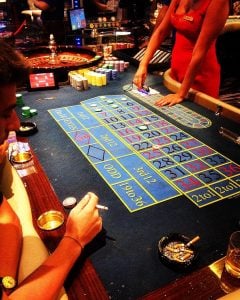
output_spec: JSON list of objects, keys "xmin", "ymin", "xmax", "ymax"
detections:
[
  {"xmin": 33, "ymin": 0, "xmax": 50, "ymax": 11},
  {"xmin": 6, "ymin": 192, "xmax": 102, "ymax": 300},
  {"xmin": 92, "ymin": 0, "xmax": 108, "ymax": 11},
  {"xmin": 133, "ymin": 0, "xmax": 177, "ymax": 89},
  {"xmin": 0, "ymin": 197, "xmax": 22, "ymax": 279}
]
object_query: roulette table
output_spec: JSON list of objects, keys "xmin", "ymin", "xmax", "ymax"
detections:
[
  {"xmin": 16, "ymin": 65, "xmax": 240, "ymax": 299},
  {"xmin": 21, "ymin": 45, "xmax": 103, "ymax": 82}
]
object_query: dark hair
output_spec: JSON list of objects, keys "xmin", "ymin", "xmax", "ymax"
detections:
[{"xmin": 0, "ymin": 39, "xmax": 30, "ymax": 86}]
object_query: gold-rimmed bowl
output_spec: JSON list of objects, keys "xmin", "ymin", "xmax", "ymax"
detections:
[
  {"xmin": 37, "ymin": 210, "xmax": 64, "ymax": 231},
  {"xmin": 12, "ymin": 151, "xmax": 33, "ymax": 164}
]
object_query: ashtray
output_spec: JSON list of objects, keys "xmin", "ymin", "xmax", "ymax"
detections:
[
  {"xmin": 11, "ymin": 151, "xmax": 33, "ymax": 164},
  {"xmin": 37, "ymin": 210, "xmax": 65, "ymax": 231},
  {"xmin": 158, "ymin": 233, "xmax": 199, "ymax": 270},
  {"xmin": 16, "ymin": 121, "xmax": 38, "ymax": 137}
]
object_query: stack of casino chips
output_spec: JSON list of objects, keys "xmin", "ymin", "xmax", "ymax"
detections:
[
  {"xmin": 109, "ymin": 42, "xmax": 134, "ymax": 51},
  {"xmin": 21, "ymin": 106, "xmax": 38, "ymax": 118},
  {"xmin": 103, "ymin": 56, "xmax": 129, "ymax": 72},
  {"xmin": 69, "ymin": 69, "xmax": 108, "ymax": 90},
  {"xmin": 84, "ymin": 70, "xmax": 107, "ymax": 86},
  {"xmin": 68, "ymin": 57, "xmax": 129, "ymax": 91},
  {"xmin": 94, "ymin": 68, "xmax": 117, "ymax": 81},
  {"xmin": 68, "ymin": 71, "xmax": 89, "ymax": 91},
  {"xmin": 16, "ymin": 93, "xmax": 25, "ymax": 107}
]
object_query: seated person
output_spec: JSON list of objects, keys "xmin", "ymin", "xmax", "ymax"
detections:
[{"xmin": 0, "ymin": 40, "xmax": 102, "ymax": 299}]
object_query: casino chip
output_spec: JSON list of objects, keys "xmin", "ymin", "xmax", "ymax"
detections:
[
  {"xmin": 138, "ymin": 125, "xmax": 148, "ymax": 131},
  {"xmin": 152, "ymin": 145, "xmax": 161, "ymax": 150},
  {"xmin": 62, "ymin": 197, "xmax": 77, "ymax": 209},
  {"xmin": 94, "ymin": 108, "xmax": 102, "ymax": 112}
]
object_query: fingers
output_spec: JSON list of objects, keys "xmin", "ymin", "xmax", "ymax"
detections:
[
  {"xmin": 155, "ymin": 97, "xmax": 170, "ymax": 107},
  {"xmin": 78, "ymin": 193, "xmax": 90, "ymax": 209},
  {"xmin": 132, "ymin": 77, "xmax": 142, "ymax": 89},
  {"xmin": 65, "ymin": 192, "xmax": 103, "ymax": 248},
  {"xmin": 133, "ymin": 68, "xmax": 147, "ymax": 89},
  {"xmin": 83, "ymin": 192, "xmax": 99, "ymax": 210},
  {"xmin": 136, "ymin": 77, "xmax": 146, "ymax": 89},
  {"xmin": 155, "ymin": 94, "xmax": 184, "ymax": 107},
  {"xmin": 96, "ymin": 216, "xmax": 103, "ymax": 232},
  {"xmin": 71, "ymin": 192, "xmax": 99, "ymax": 214},
  {"xmin": 155, "ymin": 99, "xmax": 173, "ymax": 107}
]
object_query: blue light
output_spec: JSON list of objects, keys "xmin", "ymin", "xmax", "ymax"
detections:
[
  {"xmin": 73, "ymin": 0, "xmax": 79, "ymax": 8},
  {"xmin": 74, "ymin": 36, "xmax": 82, "ymax": 46}
]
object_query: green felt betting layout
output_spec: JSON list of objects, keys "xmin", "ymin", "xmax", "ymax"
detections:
[{"xmin": 49, "ymin": 95, "xmax": 240, "ymax": 212}]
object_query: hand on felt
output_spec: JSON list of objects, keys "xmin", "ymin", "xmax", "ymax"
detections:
[{"xmin": 155, "ymin": 93, "xmax": 184, "ymax": 107}]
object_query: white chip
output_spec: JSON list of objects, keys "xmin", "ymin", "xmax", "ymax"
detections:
[
  {"xmin": 63, "ymin": 197, "xmax": 77, "ymax": 208},
  {"xmin": 138, "ymin": 125, "xmax": 148, "ymax": 130},
  {"xmin": 107, "ymin": 100, "xmax": 114, "ymax": 104},
  {"xmin": 111, "ymin": 104, "xmax": 119, "ymax": 108},
  {"xmin": 152, "ymin": 145, "xmax": 161, "ymax": 150},
  {"xmin": 95, "ymin": 108, "xmax": 102, "ymax": 112}
]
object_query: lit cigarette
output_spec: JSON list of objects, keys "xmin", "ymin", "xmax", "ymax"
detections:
[
  {"xmin": 96, "ymin": 204, "xmax": 109, "ymax": 210},
  {"xmin": 186, "ymin": 236, "xmax": 200, "ymax": 247}
]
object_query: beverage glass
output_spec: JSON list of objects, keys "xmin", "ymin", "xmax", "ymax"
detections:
[
  {"xmin": 220, "ymin": 265, "xmax": 240, "ymax": 294},
  {"xmin": 225, "ymin": 231, "xmax": 240, "ymax": 278}
]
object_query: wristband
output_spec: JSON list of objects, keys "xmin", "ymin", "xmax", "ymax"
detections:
[{"xmin": 63, "ymin": 235, "xmax": 84, "ymax": 251}]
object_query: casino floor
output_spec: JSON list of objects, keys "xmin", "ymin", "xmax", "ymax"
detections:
[{"xmin": 2, "ymin": 1, "xmax": 240, "ymax": 299}]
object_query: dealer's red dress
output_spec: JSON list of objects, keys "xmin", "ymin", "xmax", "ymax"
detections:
[{"xmin": 170, "ymin": 0, "xmax": 220, "ymax": 98}]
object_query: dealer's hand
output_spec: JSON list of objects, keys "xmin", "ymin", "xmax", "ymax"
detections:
[
  {"xmin": 155, "ymin": 93, "xmax": 184, "ymax": 107},
  {"xmin": 133, "ymin": 65, "xmax": 148, "ymax": 90}
]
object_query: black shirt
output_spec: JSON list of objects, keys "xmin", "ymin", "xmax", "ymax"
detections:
[
  {"xmin": 119, "ymin": 0, "xmax": 151, "ymax": 20},
  {"xmin": 41, "ymin": 0, "xmax": 65, "ymax": 22}
]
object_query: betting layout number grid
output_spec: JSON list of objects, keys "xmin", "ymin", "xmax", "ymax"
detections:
[
  {"xmin": 123, "ymin": 84, "xmax": 212, "ymax": 129},
  {"xmin": 49, "ymin": 95, "xmax": 240, "ymax": 212}
]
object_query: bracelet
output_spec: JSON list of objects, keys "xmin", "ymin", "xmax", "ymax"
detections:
[{"xmin": 63, "ymin": 235, "xmax": 84, "ymax": 251}]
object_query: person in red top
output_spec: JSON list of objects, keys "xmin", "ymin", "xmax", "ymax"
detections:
[
  {"xmin": 0, "ymin": 40, "xmax": 102, "ymax": 299},
  {"xmin": 133, "ymin": 0, "xmax": 229, "ymax": 107}
]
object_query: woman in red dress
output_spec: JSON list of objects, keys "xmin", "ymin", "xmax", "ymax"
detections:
[{"xmin": 133, "ymin": 0, "xmax": 230, "ymax": 106}]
